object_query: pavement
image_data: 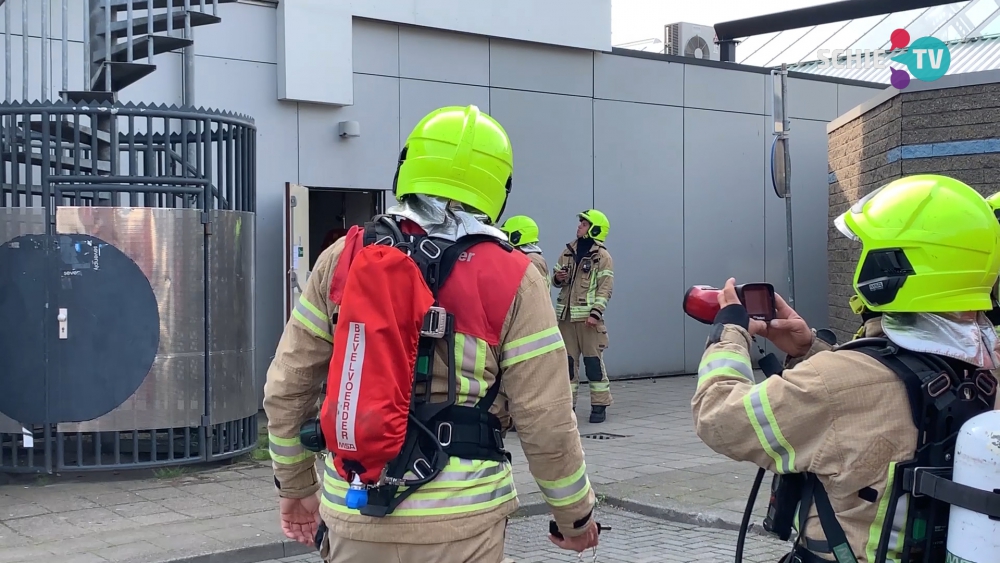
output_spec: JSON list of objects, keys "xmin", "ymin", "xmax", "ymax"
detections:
[
  {"xmin": 260, "ymin": 509, "xmax": 791, "ymax": 563},
  {"xmin": 0, "ymin": 375, "xmax": 791, "ymax": 563}
]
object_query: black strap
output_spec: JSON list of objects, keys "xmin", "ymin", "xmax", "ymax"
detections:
[
  {"xmin": 905, "ymin": 468, "xmax": 1000, "ymax": 518},
  {"xmin": 808, "ymin": 475, "xmax": 859, "ymax": 563}
]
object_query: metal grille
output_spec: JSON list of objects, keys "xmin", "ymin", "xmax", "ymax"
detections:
[{"xmin": 580, "ymin": 432, "xmax": 632, "ymax": 440}]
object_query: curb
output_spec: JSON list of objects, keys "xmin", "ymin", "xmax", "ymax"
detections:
[
  {"xmin": 160, "ymin": 500, "xmax": 550, "ymax": 563},
  {"xmin": 599, "ymin": 496, "xmax": 772, "ymax": 538}
]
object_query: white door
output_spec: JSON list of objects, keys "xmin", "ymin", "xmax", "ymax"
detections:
[{"xmin": 284, "ymin": 183, "xmax": 310, "ymax": 321}]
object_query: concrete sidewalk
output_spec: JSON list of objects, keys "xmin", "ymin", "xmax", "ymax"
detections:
[{"xmin": 0, "ymin": 376, "xmax": 785, "ymax": 563}]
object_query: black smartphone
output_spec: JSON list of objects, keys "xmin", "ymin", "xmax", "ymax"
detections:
[{"xmin": 736, "ymin": 283, "xmax": 777, "ymax": 322}]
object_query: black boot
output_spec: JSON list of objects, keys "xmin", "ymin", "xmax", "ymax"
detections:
[{"xmin": 589, "ymin": 405, "xmax": 607, "ymax": 423}]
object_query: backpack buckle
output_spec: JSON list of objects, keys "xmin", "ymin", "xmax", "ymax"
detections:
[
  {"xmin": 421, "ymin": 307, "xmax": 447, "ymax": 338},
  {"xmin": 926, "ymin": 373, "xmax": 951, "ymax": 398},
  {"xmin": 975, "ymin": 371, "xmax": 997, "ymax": 397}
]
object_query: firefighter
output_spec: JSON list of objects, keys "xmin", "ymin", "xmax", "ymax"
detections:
[
  {"xmin": 692, "ymin": 175, "xmax": 1000, "ymax": 563},
  {"xmin": 986, "ymin": 191, "xmax": 1000, "ymax": 410},
  {"xmin": 500, "ymin": 215, "xmax": 549, "ymax": 281},
  {"xmin": 263, "ymin": 105, "xmax": 598, "ymax": 563},
  {"xmin": 552, "ymin": 210, "xmax": 614, "ymax": 423}
]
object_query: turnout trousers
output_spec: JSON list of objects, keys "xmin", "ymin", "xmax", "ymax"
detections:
[
  {"xmin": 321, "ymin": 518, "xmax": 507, "ymax": 563},
  {"xmin": 558, "ymin": 320, "xmax": 613, "ymax": 407}
]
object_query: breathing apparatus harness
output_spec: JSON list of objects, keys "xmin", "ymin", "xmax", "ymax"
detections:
[{"xmin": 734, "ymin": 328, "xmax": 999, "ymax": 563}]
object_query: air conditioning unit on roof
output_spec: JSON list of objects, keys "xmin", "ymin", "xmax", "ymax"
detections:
[{"xmin": 665, "ymin": 22, "xmax": 720, "ymax": 61}]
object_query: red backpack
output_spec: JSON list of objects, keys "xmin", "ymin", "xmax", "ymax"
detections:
[{"xmin": 319, "ymin": 215, "xmax": 516, "ymax": 517}]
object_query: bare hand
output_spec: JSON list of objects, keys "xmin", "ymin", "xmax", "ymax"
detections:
[
  {"xmin": 554, "ymin": 269, "xmax": 569, "ymax": 283},
  {"xmin": 549, "ymin": 519, "xmax": 600, "ymax": 552},
  {"xmin": 756, "ymin": 293, "xmax": 813, "ymax": 357},
  {"xmin": 717, "ymin": 278, "xmax": 768, "ymax": 336},
  {"xmin": 280, "ymin": 495, "xmax": 321, "ymax": 547},
  {"xmin": 586, "ymin": 316, "xmax": 599, "ymax": 327}
]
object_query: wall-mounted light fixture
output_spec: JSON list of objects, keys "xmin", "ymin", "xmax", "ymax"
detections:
[{"xmin": 338, "ymin": 120, "xmax": 360, "ymax": 138}]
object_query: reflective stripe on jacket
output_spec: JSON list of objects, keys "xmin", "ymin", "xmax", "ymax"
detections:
[
  {"xmin": 552, "ymin": 240, "xmax": 613, "ymax": 322},
  {"xmin": 691, "ymin": 320, "xmax": 918, "ymax": 563},
  {"xmin": 262, "ymin": 235, "xmax": 594, "ymax": 545}
]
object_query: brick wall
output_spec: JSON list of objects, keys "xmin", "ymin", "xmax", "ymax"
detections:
[{"xmin": 827, "ymin": 82, "xmax": 1000, "ymax": 343}]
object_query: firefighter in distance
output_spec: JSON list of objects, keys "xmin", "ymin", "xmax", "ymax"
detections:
[{"xmin": 553, "ymin": 209, "xmax": 614, "ymax": 423}]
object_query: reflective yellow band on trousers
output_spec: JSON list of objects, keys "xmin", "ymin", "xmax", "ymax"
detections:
[
  {"xmin": 322, "ymin": 456, "xmax": 517, "ymax": 517},
  {"xmin": 269, "ymin": 433, "xmax": 313, "ymax": 465}
]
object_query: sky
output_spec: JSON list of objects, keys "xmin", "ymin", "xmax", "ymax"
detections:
[{"xmin": 611, "ymin": 0, "xmax": 829, "ymax": 45}]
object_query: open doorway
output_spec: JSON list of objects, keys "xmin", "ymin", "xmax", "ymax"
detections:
[{"xmin": 284, "ymin": 184, "xmax": 385, "ymax": 320}]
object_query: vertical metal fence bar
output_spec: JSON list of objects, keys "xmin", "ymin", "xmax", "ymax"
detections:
[{"xmin": 167, "ymin": 0, "xmax": 174, "ymax": 37}]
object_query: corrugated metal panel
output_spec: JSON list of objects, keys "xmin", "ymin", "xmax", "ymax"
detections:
[{"xmin": 788, "ymin": 35, "xmax": 1000, "ymax": 83}]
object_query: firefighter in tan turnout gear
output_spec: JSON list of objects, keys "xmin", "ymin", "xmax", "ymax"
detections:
[
  {"xmin": 553, "ymin": 209, "xmax": 614, "ymax": 423},
  {"xmin": 500, "ymin": 215, "xmax": 549, "ymax": 281},
  {"xmin": 692, "ymin": 175, "xmax": 1000, "ymax": 563},
  {"xmin": 263, "ymin": 105, "xmax": 598, "ymax": 563}
]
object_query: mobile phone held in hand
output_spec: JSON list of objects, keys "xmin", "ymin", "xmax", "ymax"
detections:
[{"xmin": 683, "ymin": 282, "xmax": 777, "ymax": 324}]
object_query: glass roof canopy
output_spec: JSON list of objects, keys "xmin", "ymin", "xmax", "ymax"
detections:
[{"xmin": 736, "ymin": 0, "xmax": 1000, "ymax": 67}]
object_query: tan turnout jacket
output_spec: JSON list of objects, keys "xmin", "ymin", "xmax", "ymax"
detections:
[
  {"xmin": 692, "ymin": 318, "xmax": 920, "ymax": 563},
  {"xmin": 263, "ymin": 235, "xmax": 595, "ymax": 545},
  {"xmin": 552, "ymin": 240, "xmax": 614, "ymax": 323},
  {"xmin": 525, "ymin": 251, "xmax": 549, "ymax": 283}
]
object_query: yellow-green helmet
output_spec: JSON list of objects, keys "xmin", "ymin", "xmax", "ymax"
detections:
[
  {"xmin": 578, "ymin": 209, "xmax": 610, "ymax": 242},
  {"xmin": 499, "ymin": 215, "xmax": 539, "ymax": 246},
  {"xmin": 834, "ymin": 174, "xmax": 1000, "ymax": 313},
  {"xmin": 393, "ymin": 105, "xmax": 513, "ymax": 224}
]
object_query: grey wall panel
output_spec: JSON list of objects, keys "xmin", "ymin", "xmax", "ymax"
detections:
[
  {"xmin": 683, "ymin": 108, "xmax": 766, "ymax": 372},
  {"xmin": 490, "ymin": 39, "xmax": 594, "ymax": 97},
  {"xmin": 353, "ymin": 18, "xmax": 400, "ymax": 77},
  {"xmin": 488, "ymin": 89, "xmax": 593, "ymax": 299},
  {"xmin": 400, "ymin": 26, "xmax": 490, "ymax": 86},
  {"xmin": 838, "ymin": 84, "xmax": 881, "ymax": 116},
  {"xmin": 119, "ymin": 52, "xmax": 183, "ymax": 106},
  {"xmin": 787, "ymin": 77, "xmax": 839, "ymax": 121},
  {"xmin": 594, "ymin": 100, "xmax": 685, "ymax": 376},
  {"xmin": 398, "ymin": 79, "xmax": 490, "ymax": 149},
  {"xmin": 594, "ymin": 53, "xmax": 683, "ymax": 107},
  {"xmin": 194, "ymin": 57, "xmax": 299, "ymax": 403},
  {"xmin": 194, "ymin": 2, "xmax": 277, "ymax": 64},
  {"xmin": 683, "ymin": 65, "xmax": 766, "ymax": 115},
  {"xmin": 298, "ymin": 73, "xmax": 400, "ymax": 189}
]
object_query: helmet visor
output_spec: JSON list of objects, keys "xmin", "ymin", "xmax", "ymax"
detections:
[{"xmin": 834, "ymin": 186, "xmax": 886, "ymax": 243}]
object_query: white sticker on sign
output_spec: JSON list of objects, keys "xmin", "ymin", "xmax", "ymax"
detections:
[{"xmin": 22, "ymin": 427, "xmax": 33, "ymax": 448}]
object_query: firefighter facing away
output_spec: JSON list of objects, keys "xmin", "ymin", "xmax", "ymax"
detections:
[
  {"xmin": 692, "ymin": 175, "xmax": 999, "ymax": 563},
  {"xmin": 500, "ymin": 215, "xmax": 549, "ymax": 282},
  {"xmin": 553, "ymin": 210, "xmax": 614, "ymax": 423},
  {"xmin": 262, "ymin": 105, "xmax": 599, "ymax": 563}
]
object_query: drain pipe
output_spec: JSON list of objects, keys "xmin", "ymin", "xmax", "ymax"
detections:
[{"xmin": 182, "ymin": 0, "xmax": 194, "ymax": 107}]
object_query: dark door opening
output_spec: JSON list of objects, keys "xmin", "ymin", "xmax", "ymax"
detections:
[{"xmin": 307, "ymin": 188, "xmax": 383, "ymax": 270}]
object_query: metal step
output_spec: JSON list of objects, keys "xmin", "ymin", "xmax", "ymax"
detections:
[
  {"xmin": 101, "ymin": 10, "xmax": 222, "ymax": 39},
  {"xmin": 108, "ymin": 0, "xmax": 239, "ymax": 11},
  {"xmin": 29, "ymin": 119, "xmax": 113, "ymax": 149},
  {"xmin": 91, "ymin": 61, "xmax": 157, "ymax": 92},
  {"xmin": 96, "ymin": 34, "xmax": 193, "ymax": 63},
  {"xmin": 2, "ymin": 150, "xmax": 113, "ymax": 174}
]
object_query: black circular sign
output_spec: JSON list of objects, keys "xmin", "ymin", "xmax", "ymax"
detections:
[{"xmin": 0, "ymin": 234, "xmax": 160, "ymax": 424}]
